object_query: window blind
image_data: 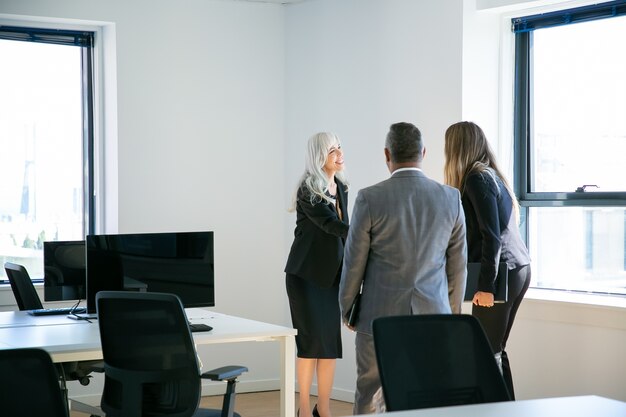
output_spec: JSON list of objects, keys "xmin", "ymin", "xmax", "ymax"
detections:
[{"xmin": 512, "ymin": 0, "xmax": 626, "ymax": 33}]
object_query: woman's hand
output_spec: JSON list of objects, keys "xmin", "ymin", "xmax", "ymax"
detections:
[{"xmin": 473, "ymin": 291, "xmax": 495, "ymax": 307}]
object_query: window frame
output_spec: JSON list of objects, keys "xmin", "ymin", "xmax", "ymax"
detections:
[
  {"xmin": 512, "ymin": 0, "xmax": 626, "ymax": 296},
  {"xmin": 513, "ymin": 1, "xmax": 626, "ymax": 209},
  {"xmin": 0, "ymin": 25, "xmax": 96, "ymax": 280}
]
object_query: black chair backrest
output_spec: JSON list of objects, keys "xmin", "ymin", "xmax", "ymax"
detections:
[
  {"xmin": 0, "ymin": 348, "xmax": 69, "ymax": 417},
  {"xmin": 4, "ymin": 262, "xmax": 44, "ymax": 310},
  {"xmin": 96, "ymin": 291, "xmax": 201, "ymax": 417},
  {"xmin": 373, "ymin": 314, "xmax": 511, "ymax": 412}
]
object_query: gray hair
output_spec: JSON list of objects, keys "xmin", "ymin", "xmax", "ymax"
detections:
[
  {"xmin": 289, "ymin": 132, "xmax": 348, "ymax": 211},
  {"xmin": 385, "ymin": 122, "xmax": 424, "ymax": 163}
]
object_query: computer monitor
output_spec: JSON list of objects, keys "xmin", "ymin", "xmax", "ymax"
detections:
[
  {"xmin": 43, "ymin": 240, "xmax": 87, "ymax": 302},
  {"xmin": 85, "ymin": 231, "xmax": 215, "ymax": 314}
]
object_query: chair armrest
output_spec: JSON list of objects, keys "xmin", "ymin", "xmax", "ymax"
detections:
[{"xmin": 201, "ymin": 365, "xmax": 248, "ymax": 381}]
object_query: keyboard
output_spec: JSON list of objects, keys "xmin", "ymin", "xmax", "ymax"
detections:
[
  {"xmin": 28, "ymin": 307, "xmax": 87, "ymax": 316},
  {"xmin": 188, "ymin": 323, "xmax": 213, "ymax": 332}
]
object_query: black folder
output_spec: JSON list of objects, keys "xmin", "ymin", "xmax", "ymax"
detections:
[{"xmin": 464, "ymin": 262, "xmax": 508, "ymax": 303}]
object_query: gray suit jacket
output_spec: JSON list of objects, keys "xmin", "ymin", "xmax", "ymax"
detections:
[{"xmin": 339, "ymin": 169, "xmax": 467, "ymax": 335}]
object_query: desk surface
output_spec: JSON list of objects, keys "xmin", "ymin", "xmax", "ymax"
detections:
[
  {"xmin": 356, "ymin": 395, "xmax": 626, "ymax": 417},
  {"xmin": 0, "ymin": 310, "xmax": 78, "ymax": 328},
  {"xmin": 0, "ymin": 308, "xmax": 296, "ymax": 362}
]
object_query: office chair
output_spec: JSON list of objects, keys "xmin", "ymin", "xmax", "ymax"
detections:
[
  {"xmin": 4, "ymin": 262, "xmax": 105, "ymax": 416},
  {"xmin": 4, "ymin": 262, "xmax": 44, "ymax": 310},
  {"xmin": 3, "ymin": 262, "xmax": 98, "ymax": 381},
  {"xmin": 0, "ymin": 348, "xmax": 69, "ymax": 417},
  {"xmin": 96, "ymin": 291, "xmax": 248, "ymax": 417},
  {"xmin": 373, "ymin": 314, "xmax": 511, "ymax": 412}
]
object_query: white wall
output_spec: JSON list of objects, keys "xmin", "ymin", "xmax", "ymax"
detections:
[
  {"xmin": 506, "ymin": 294, "xmax": 626, "ymax": 401},
  {"xmin": 285, "ymin": 0, "xmax": 463, "ymax": 190},
  {"xmin": 0, "ymin": 0, "xmax": 288, "ymax": 399},
  {"xmin": 461, "ymin": 1, "xmax": 502, "ymax": 145}
]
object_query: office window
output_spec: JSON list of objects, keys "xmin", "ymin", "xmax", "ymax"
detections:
[
  {"xmin": 513, "ymin": 1, "xmax": 626, "ymax": 295},
  {"xmin": 0, "ymin": 26, "xmax": 95, "ymax": 281}
]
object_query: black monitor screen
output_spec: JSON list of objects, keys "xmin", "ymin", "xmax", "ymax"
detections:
[
  {"xmin": 86, "ymin": 231, "xmax": 214, "ymax": 314},
  {"xmin": 43, "ymin": 240, "xmax": 86, "ymax": 302}
]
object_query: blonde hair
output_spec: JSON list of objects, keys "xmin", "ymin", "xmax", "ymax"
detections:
[
  {"xmin": 289, "ymin": 132, "xmax": 348, "ymax": 212},
  {"xmin": 443, "ymin": 121, "xmax": 519, "ymax": 220}
]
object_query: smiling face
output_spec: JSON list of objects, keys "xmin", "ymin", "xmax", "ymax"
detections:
[{"xmin": 323, "ymin": 141, "xmax": 344, "ymax": 178}]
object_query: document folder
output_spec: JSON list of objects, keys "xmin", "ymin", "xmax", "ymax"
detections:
[{"xmin": 464, "ymin": 262, "xmax": 508, "ymax": 303}]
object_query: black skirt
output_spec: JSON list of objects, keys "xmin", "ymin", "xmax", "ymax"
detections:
[{"xmin": 285, "ymin": 273, "xmax": 342, "ymax": 359}]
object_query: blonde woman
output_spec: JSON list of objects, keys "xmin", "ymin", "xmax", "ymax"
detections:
[
  {"xmin": 285, "ymin": 132, "xmax": 349, "ymax": 417},
  {"xmin": 444, "ymin": 121, "xmax": 531, "ymax": 399}
]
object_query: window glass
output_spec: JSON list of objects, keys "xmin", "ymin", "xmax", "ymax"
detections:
[
  {"xmin": 528, "ymin": 207, "xmax": 626, "ymax": 295},
  {"xmin": 532, "ymin": 16, "xmax": 626, "ymax": 193},
  {"xmin": 0, "ymin": 39, "xmax": 84, "ymax": 279}
]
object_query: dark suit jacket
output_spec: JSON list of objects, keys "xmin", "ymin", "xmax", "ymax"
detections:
[
  {"xmin": 284, "ymin": 178, "xmax": 349, "ymax": 288},
  {"xmin": 462, "ymin": 171, "xmax": 531, "ymax": 294}
]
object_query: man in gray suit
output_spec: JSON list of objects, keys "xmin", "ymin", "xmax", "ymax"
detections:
[{"xmin": 339, "ymin": 122, "xmax": 467, "ymax": 414}]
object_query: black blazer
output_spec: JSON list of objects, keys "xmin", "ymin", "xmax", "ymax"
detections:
[
  {"xmin": 284, "ymin": 178, "xmax": 349, "ymax": 288},
  {"xmin": 462, "ymin": 172, "xmax": 530, "ymax": 294}
]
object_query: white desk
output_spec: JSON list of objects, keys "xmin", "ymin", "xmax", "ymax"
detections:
[
  {"xmin": 0, "ymin": 309, "xmax": 297, "ymax": 417},
  {"xmin": 355, "ymin": 395, "xmax": 626, "ymax": 417},
  {"xmin": 0, "ymin": 310, "xmax": 79, "ymax": 328}
]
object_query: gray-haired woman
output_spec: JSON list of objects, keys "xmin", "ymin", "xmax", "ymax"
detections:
[{"xmin": 285, "ymin": 132, "xmax": 349, "ymax": 417}]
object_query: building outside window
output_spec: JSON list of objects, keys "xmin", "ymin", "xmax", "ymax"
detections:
[{"xmin": 0, "ymin": 26, "xmax": 94, "ymax": 280}]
